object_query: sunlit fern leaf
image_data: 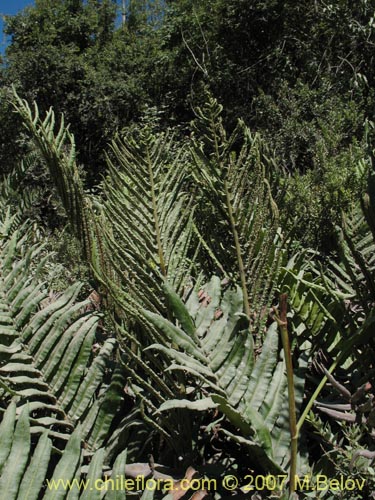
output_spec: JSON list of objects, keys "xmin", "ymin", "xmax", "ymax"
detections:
[
  {"xmin": 104, "ymin": 449, "xmax": 128, "ymax": 500},
  {"xmin": 0, "ymin": 212, "xmax": 120, "ymax": 451},
  {"xmin": 314, "ymin": 171, "xmax": 375, "ymax": 323},
  {"xmin": 0, "ymin": 402, "xmax": 130, "ymax": 500},
  {"xmin": 278, "ymin": 169, "xmax": 375, "ymax": 461},
  {"xmin": 145, "ymin": 276, "xmax": 308, "ymax": 474},
  {"xmin": 102, "ymin": 128, "xmax": 197, "ymax": 317}
]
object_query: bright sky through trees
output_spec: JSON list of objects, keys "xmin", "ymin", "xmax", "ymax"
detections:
[
  {"xmin": 0, "ymin": 1, "xmax": 125, "ymax": 55},
  {"xmin": 1, "ymin": 1, "xmax": 35, "ymax": 54}
]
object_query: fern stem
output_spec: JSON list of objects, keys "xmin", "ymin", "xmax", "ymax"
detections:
[
  {"xmin": 275, "ymin": 295, "xmax": 297, "ymax": 494},
  {"xmin": 224, "ymin": 180, "xmax": 251, "ymax": 321}
]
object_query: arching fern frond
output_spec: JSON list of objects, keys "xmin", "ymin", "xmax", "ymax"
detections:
[
  {"xmin": 10, "ymin": 91, "xmax": 107, "ymax": 280},
  {"xmin": 11, "ymin": 91, "xmax": 85, "ymax": 239}
]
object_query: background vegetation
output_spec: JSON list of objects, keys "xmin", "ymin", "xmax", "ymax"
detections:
[{"xmin": 1, "ymin": 1, "xmax": 375, "ymax": 499}]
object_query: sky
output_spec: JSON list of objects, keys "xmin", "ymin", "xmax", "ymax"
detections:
[{"xmin": 0, "ymin": 0, "xmax": 35, "ymax": 55}]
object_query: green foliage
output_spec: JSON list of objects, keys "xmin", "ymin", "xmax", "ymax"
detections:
[
  {"xmin": 102, "ymin": 126, "xmax": 196, "ymax": 316},
  {"xmin": 145, "ymin": 0, "xmax": 375, "ymax": 125},
  {"xmin": 0, "ymin": 403, "xmax": 129, "ymax": 500},
  {"xmin": 307, "ymin": 412, "xmax": 375, "ymax": 500},
  {"xmin": 0, "ymin": 206, "xmax": 121, "ymax": 449},
  {"xmin": 254, "ymin": 81, "xmax": 369, "ymax": 251},
  {"xmin": 146, "ymin": 276, "xmax": 308, "ymax": 475},
  {"xmin": 0, "ymin": 86, "xmax": 25, "ymax": 175},
  {"xmin": 3, "ymin": 0, "xmax": 151, "ymax": 180},
  {"xmin": 6, "ymin": 81, "xmax": 375, "ymax": 498},
  {"xmin": 3, "ymin": 0, "xmax": 375, "ymax": 257},
  {"xmin": 5, "ymin": 0, "xmax": 375, "ymax": 497},
  {"xmin": 10, "ymin": 90, "xmax": 307, "ymax": 484}
]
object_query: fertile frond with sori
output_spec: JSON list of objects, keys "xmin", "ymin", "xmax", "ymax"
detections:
[
  {"xmin": 140, "ymin": 277, "xmax": 308, "ymax": 475},
  {"xmin": 0, "ymin": 209, "xmax": 121, "ymax": 452},
  {"xmin": 11, "ymin": 90, "xmax": 109, "ymax": 284},
  {"xmin": 102, "ymin": 127, "xmax": 197, "ymax": 317},
  {"xmin": 191, "ymin": 95, "xmax": 284, "ymax": 334},
  {"xmin": 11, "ymin": 90, "xmax": 85, "ymax": 238}
]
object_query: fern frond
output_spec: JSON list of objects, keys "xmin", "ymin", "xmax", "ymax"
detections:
[
  {"xmin": 12, "ymin": 92, "xmax": 85, "ymax": 238},
  {"xmin": 145, "ymin": 277, "xmax": 308, "ymax": 473},
  {"xmin": 191, "ymin": 95, "xmax": 284, "ymax": 337},
  {"xmin": 0, "ymin": 210, "xmax": 121, "ymax": 452},
  {"xmin": 102, "ymin": 128, "xmax": 197, "ymax": 317}
]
